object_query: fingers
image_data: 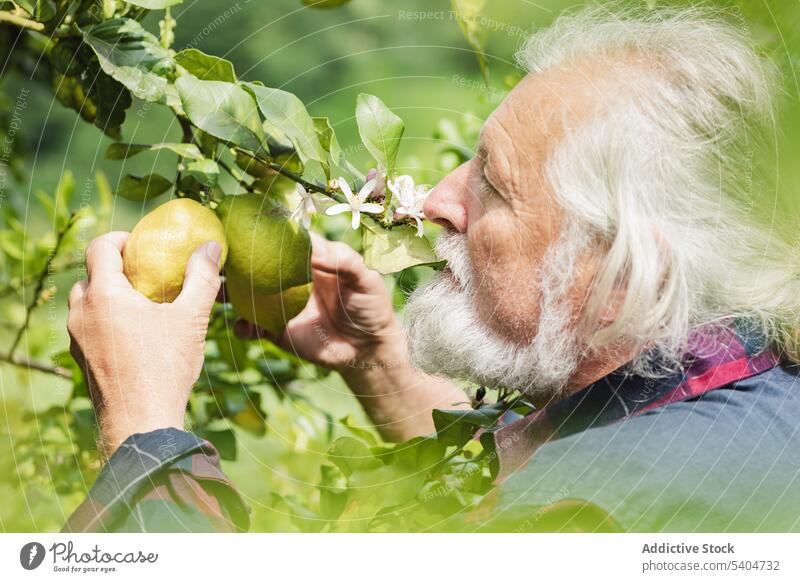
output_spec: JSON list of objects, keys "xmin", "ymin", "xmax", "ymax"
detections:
[
  {"xmin": 176, "ymin": 241, "xmax": 223, "ymax": 313},
  {"xmin": 85, "ymin": 232, "xmax": 131, "ymax": 286},
  {"xmin": 68, "ymin": 280, "xmax": 88, "ymax": 308},
  {"xmin": 310, "ymin": 235, "xmax": 383, "ymax": 291}
]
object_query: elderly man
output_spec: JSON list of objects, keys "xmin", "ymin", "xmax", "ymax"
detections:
[{"xmin": 65, "ymin": 7, "xmax": 800, "ymax": 532}]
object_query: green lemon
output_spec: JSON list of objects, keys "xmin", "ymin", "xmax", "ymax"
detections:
[
  {"xmin": 217, "ymin": 194, "xmax": 311, "ymax": 294},
  {"xmin": 226, "ymin": 271, "xmax": 311, "ymax": 334},
  {"xmin": 123, "ymin": 198, "xmax": 227, "ymax": 303}
]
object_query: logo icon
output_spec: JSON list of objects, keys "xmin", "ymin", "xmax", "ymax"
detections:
[{"xmin": 20, "ymin": 542, "xmax": 46, "ymax": 570}]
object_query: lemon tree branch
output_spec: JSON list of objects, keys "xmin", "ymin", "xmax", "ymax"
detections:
[
  {"xmin": 0, "ymin": 352, "xmax": 73, "ymax": 380},
  {"xmin": 0, "ymin": 10, "xmax": 45, "ymax": 32},
  {"xmin": 7, "ymin": 212, "xmax": 79, "ymax": 359}
]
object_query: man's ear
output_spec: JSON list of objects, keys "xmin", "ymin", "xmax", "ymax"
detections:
[
  {"xmin": 573, "ymin": 240, "xmax": 624, "ymax": 326},
  {"xmin": 597, "ymin": 285, "xmax": 628, "ymax": 324}
]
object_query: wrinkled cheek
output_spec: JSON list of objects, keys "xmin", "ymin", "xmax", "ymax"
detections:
[
  {"xmin": 465, "ymin": 211, "xmax": 544, "ymax": 342},
  {"xmin": 473, "ymin": 276, "xmax": 541, "ymax": 344}
]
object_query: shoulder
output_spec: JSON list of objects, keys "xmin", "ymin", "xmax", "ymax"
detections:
[{"xmin": 492, "ymin": 365, "xmax": 800, "ymax": 532}]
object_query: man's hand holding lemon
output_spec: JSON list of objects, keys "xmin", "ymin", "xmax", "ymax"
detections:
[
  {"xmin": 67, "ymin": 226, "xmax": 224, "ymax": 456},
  {"xmin": 67, "ymin": 194, "xmax": 313, "ymax": 455}
]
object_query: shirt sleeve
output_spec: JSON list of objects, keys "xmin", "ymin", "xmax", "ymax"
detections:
[{"xmin": 62, "ymin": 428, "xmax": 250, "ymax": 533}]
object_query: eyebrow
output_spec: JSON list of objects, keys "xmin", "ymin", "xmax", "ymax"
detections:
[
  {"xmin": 473, "ymin": 140, "xmax": 504, "ymax": 198},
  {"xmin": 474, "ymin": 140, "xmax": 489, "ymax": 163}
]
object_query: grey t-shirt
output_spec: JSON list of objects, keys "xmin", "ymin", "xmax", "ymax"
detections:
[{"xmin": 488, "ymin": 365, "xmax": 800, "ymax": 531}]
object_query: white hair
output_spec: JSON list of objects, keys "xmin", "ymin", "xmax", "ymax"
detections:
[{"xmin": 516, "ymin": 4, "xmax": 800, "ymax": 374}]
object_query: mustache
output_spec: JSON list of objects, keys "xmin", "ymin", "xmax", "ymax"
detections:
[{"xmin": 435, "ymin": 231, "xmax": 472, "ymax": 290}]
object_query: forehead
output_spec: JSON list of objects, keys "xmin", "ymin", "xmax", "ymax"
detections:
[{"xmin": 479, "ymin": 58, "xmax": 640, "ymax": 157}]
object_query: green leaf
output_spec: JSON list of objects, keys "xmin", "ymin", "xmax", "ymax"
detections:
[
  {"xmin": 49, "ymin": 38, "xmax": 85, "ymax": 76},
  {"xmin": 361, "ymin": 218, "xmax": 441, "ymax": 275},
  {"xmin": 123, "ymin": 0, "xmax": 184, "ymax": 8},
  {"xmin": 35, "ymin": 191, "xmax": 57, "ymax": 223},
  {"xmin": 348, "ymin": 465, "xmax": 426, "ymax": 508},
  {"xmin": 312, "ymin": 117, "xmax": 341, "ymax": 160},
  {"xmin": 271, "ymin": 494, "xmax": 323, "ymax": 532},
  {"xmin": 55, "ymin": 170, "xmax": 75, "ymax": 212},
  {"xmin": 105, "ymin": 142, "xmax": 204, "ymax": 160},
  {"xmin": 319, "ymin": 464, "xmax": 349, "ymax": 521},
  {"xmin": 339, "ymin": 415, "xmax": 378, "ymax": 447},
  {"xmin": 0, "ymin": 231, "xmax": 23, "ymax": 260},
  {"xmin": 174, "ymin": 48, "xmax": 236, "ymax": 82},
  {"xmin": 175, "ymin": 75, "xmax": 265, "ymax": 152},
  {"xmin": 116, "ymin": 173, "xmax": 172, "ymax": 202},
  {"xmin": 184, "ymin": 158, "xmax": 219, "ymax": 188},
  {"xmin": 313, "ymin": 116, "xmax": 363, "ymax": 180},
  {"xmin": 95, "ymin": 171, "xmax": 114, "ymax": 231},
  {"xmin": 195, "ymin": 427, "xmax": 236, "ymax": 461},
  {"xmin": 91, "ymin": 70, "xmax": 132, "ymax": 139},
  {"xmin": 83, "ymin": 18, "xmax": 173, "ymax": 102},
  {"xmin": 328, "ymin": 437, "xmax": 379, "ymax": 477},
  {"xmin": 355, "ymin": 93, "xmax": 404, "ymax": 173},
  {"xmin": 432, "ymin": 402, "xmax": 508, "ymax": 447},
  {"xmin": 245, "ymin": 83, "xmax": 325, "ymax": 165},
  {"xmin": 390, "ymin": 436, "xmax": 447, "ymax": 470},
  {"xmin": 16, "ymin": 0, "xmax": 56, "ymax": 21},
  {"xmin": 451, "ymin": 0, "xmax": 490, "ymax": 84}
]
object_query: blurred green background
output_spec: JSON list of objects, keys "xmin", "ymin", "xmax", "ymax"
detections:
[{"xmin": 1, "ymin": 0, "xmax": 798, "ymax": 531}]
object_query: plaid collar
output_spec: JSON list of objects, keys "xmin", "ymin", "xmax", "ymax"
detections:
[{"xmin": 485, "ymin": 321, "xmax": 780, "ymax": 482}]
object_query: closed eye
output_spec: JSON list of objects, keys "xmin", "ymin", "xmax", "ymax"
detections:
[
  {"xmin": 479, "ymin": 172, "xmax": 499, "ymax": 198},
  {"xmin": 474, "ymin": 140, "xmax": 503, "ymax": 199}
]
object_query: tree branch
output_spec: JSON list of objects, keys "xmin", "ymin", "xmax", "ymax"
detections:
[
  {"xmin": 267, "ymin": 161, "xmax": 329, "ymax": 195},
  {"xmin": 0, "ymin": 10, "xmax": 45, "ymax": 32},
  {"xmin": 0, "ymin": 259, "xmax": 82, "ymax": 299},
  {"xmin": 0, "ymin": 352, "xmax": 73, "ymax": 380},
  {"xmin": 7, "ymin": 212, "xmax": 79, "ymax": 358},
  {"xmin": 217, "ymin": 158, "xmax": 254, "ymax": 193}
]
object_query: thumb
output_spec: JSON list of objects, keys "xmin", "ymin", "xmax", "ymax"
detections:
[{"xmin": 177, "ymin": 241, "xmax": 223, "ymax": 313}]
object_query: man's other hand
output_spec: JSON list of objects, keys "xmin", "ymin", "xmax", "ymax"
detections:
[
  {"xmin": 234, "ymin": 233, "xmax": 405, "ymax": 372},
  {"xmin": 67, "ymin": 231, "xmax": 223, "ymax": 455}
]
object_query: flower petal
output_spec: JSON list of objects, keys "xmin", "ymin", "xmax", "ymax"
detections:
[
  {"xmin": 337, "ymin": 178, "xmax": 353, "ymax": 200},
  {"xmin": 359, "ymin": 203, "xmax": 384, "ymax": 214},
  {"xmin": 413, "ymin": 216, "xmax": 424, "ymax": 237},
  {"xmin": 358, "ymin": 178, "xmax": 378, "ymax": 202},
  {"xmin": 351, "ymin": 210, "xmax": 361, "ymax": 230},
  {"xmin": 326, "ymin": 203, "xmax": 351, "ymax": 216}
]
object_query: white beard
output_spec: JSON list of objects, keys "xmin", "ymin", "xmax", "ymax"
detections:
[{"xmin": 404, "ymin": 228, "xmax": 586, "ymax": 401}]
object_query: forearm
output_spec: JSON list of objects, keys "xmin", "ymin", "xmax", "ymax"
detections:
[{"xmin": 340, "ymin": 332, "xmax": 470, "ymax": 442}]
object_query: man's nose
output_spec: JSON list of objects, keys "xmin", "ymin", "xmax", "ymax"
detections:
[{"xmin": 423, "ymin": 163, "xmax": 469, "ymax": 233}]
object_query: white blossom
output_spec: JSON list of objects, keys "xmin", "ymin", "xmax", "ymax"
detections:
[
  {"xmin": 388, "ymin": 175, "xmax": 428, "ymax": 236},
  {"xmin": 366, "ymin": 167, "xmax": 388, "ymax": 199},
  {"xmin": 290, "ymin": 184, "xmax": 323, "ymax": 229},
  {"xmin": 325, "ymin": 177, "xmax": 384, "ymax": 230}
]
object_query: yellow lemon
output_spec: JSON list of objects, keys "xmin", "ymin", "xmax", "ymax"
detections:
[
  {"xmin": 123, "ymin": 198, "xmax": 227, "ymax": 303},
  {"xmin": 216, "ymin": 194, "xmax": 311, "ymax": 294}
]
